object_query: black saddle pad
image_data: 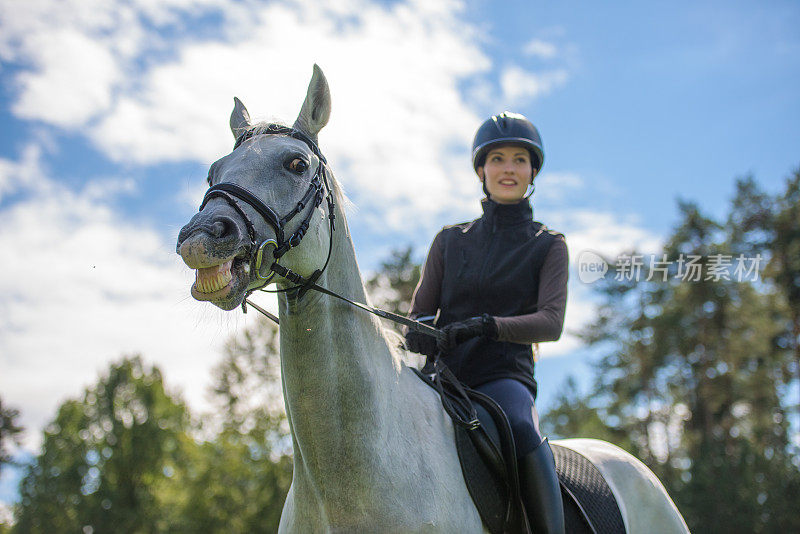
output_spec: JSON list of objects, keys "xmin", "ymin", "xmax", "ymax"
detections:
[
  {"xmin": 413, "ymin": 368, "xmax": 529, "ymax": 534},
  {"xmin": 452, "ymin": 397, "xmax": 627, "ymax": 534},
  {"xmin": 552, "ymin": 443, "xmax": 627, "ymax": 534}
]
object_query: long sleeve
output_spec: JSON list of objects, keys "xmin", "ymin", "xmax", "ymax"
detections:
[
  {"xmin": 408, "ymin": 231, "xmax": 445, "ymax": 319},
  {"xmin": 494, "ymin": 237, "xmax": 568, "ymax": 344}
]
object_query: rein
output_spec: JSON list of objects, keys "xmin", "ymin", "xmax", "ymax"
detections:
[{"xmin": 197, "ymin": 125, "xmax": 444, "ymax": 342}]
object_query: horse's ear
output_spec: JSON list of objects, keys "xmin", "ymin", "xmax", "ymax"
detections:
[
  {"xmin": 230, "ymin": 97, "xmax": 252, "ymax": 140},
  {"xmin": 293, "ymin": 64, "xmax": 331, "ymax": 140}
]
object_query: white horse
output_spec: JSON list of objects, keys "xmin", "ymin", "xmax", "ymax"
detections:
[{"xmin": 176, "ymin": 65, "xmax": 689, "ymax": 533}]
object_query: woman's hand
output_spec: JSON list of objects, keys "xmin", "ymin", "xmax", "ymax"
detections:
[
  {"xmin": 404, "ymin": 317, "xmax": 439, "ymax": 356},
  {"xmin": 404, "ymin": 331, "xmax": 438, "ymax": 356},
  {"xmin": 438, "ymin": 314, "xmax": 497, "ymax": 353}
]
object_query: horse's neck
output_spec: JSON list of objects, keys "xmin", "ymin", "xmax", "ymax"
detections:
[{"xmin": 277, "ymin": 205, "xmax": 402, "ymax": 475}]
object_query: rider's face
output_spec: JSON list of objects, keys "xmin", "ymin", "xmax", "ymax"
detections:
[{"xmin": 477, "ymin": 145, "xmax": 536, "ymax": 204}]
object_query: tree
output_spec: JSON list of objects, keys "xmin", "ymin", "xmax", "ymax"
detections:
[
  {"xmin": 178, "ymin": 317, "xmax": 292, "ymax": 533},
  {"xmin": 365, "ymin": 245, "xmax": 422, "ymax": 324},
  {"xmin": 545, "ymin": 171, "xmax": 800, "ymax": 533},
  {"xmin": 365, "ymin": 245, "xmax": 425, "ymax": 367},
  {"xmin": 764, "ymin": 170, "xmax": 800, "ymax": 438},
  {"xmin": 13, "ymin": 356, "xmax": 195, "ymax": 534},
  {"xmin": 541, "ymin": 377, "xmax": 634, "ymax": 452},
  {"xmin": 0, "ymin": 397, "xmax": 23, "ymax": 533},
  {"xmin": 0, "ymin": 397, "xmax": 23, "ymax": 475}
]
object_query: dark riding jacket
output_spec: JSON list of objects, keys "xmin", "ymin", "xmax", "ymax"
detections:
[{"xmin": 410, "ymin": 198, "xmax": 567, "ymax": 397}]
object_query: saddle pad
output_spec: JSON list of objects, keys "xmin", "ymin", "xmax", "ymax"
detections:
[
  {"xmin": 412, "ymin": 368, "xmax": 528, "ymax": 534},
  {"xmin": 454, "ymin": 423, "xmax": 509, "ymax": 533},
  {"xmin": 552, "ymin": 443, "xmax": 627, "ymax": 534}
]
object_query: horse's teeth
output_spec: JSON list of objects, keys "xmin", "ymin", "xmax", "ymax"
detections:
[{"xmin": 195, "ymin": 263, "xmax": 233, "ymax": 294}]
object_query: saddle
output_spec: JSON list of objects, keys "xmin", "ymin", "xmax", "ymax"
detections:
[{"xmin": 413, "ymin": 365, "xmax": 627, "ymax": 534}]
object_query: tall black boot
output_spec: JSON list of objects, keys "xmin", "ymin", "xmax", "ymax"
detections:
[{"xmin": 518, "ymin": 437, "xmax": 565, "ymax": 534}]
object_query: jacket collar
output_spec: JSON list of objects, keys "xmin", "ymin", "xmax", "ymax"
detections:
[{"xmin": 480, "ymin": 197, "xmax": 533, "ymax": 228}]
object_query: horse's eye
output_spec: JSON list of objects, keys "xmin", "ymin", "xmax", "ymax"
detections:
[{"xmin": 287, "ymin": 158, "xmax": 308, "ymax": 174}]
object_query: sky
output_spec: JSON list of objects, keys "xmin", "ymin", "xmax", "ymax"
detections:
[{"xmin": 1, "ymin": 0, "xmax": 799, "ymax": 506}]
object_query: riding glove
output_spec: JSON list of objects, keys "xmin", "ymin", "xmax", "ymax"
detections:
[
  {"xmin": 438, "ymin": 314, "xmax": 498, "ymax": 353},
  {"xmin": 404, "ymin": 317, "xmax": 438, "ymax": 356}
]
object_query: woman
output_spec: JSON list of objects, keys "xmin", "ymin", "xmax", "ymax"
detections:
[{"xmin": 405, "ymin": 111, "xmax": 567, "ymax": 534}]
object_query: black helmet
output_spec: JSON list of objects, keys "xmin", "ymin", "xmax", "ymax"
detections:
[{"xmin": 471, "ymin": 111, "xmax": 544, "ymax": 173}]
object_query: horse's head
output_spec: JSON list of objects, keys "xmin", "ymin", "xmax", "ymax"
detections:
[{"xmin": 177, "ymin": 65, "xmax": 333, "ymax": 310}]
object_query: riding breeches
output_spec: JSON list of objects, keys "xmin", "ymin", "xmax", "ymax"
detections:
[{"xmin": 473, "ymin": 378, "xmax": 543, "ymax": 459}]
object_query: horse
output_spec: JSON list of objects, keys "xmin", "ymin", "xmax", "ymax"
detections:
[{"xmin": 176, "ymin": 65, "xmax": 690, "ymax": 533}]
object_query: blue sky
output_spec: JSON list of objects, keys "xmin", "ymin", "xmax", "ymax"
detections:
[{"xmin": 1, "ymin": 0, "xmax": 798, "ymax": 507}]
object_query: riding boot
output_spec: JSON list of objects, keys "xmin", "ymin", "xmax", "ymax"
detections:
[{"xmin": 518, "ymin": 437, "xmax": 565, "ymax": 534}]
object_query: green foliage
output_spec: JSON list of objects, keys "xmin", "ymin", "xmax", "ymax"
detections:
[
  {"xmin": 541, "ymin": 377, "xmax": 634, "ymax": 451},
  {"xmin": 13, "ymin": 356, "xmax": 193, "ymax": 534},
  {"xmin": 365, "ymin": 245, "xmax": 422, "ymax": 325},
  {"xmin": 0, "ymin": 397, "xmax": 23, "ymax": 474},
  {"xmin": 764, "ymin": 170, "xmax": 800, "ymax": 423},
  {"xmin": 178, "ymin": 432, "xmax": 292, "ymax": 533},
  {"xmin": 544, "ymin": 170, "xmax": 800, "ymax": 533},
  {"xmin": 365, "ymin": 245, "xmax": 425, "ymax": 367},
  {"xmin": 178, "ymin": 318, "xmax": 292, "ymax": 533},
  {"xmin": 11, "ymin": 322, "xmax": 295, "ymax": 533}
]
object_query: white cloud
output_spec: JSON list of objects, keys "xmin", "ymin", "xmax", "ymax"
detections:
[
  {"xmin": 523, "ymin": 38, "xmax": 558, "ymax": 59},
  {"xmin": 0, "ymin": 145, "xmax": 278, "ymax": 452},
  {"xmin": 1, "ymin": 0, "xmax": 505, "ymax": 234},
  {"xmin": 559, "ymin": 209, "xmax": 663, "ymax": 259},
  {"xmin": 0, "ymin": 144, "xmax": 49, "ymax": 201},
  {"xmin": 88, "ymin": 0, "xmax": 492, "ymax": 230},
  {"xmin": 500, "ymin": 66, "xmax": 569, "ymax": 103},
  {"xmin": 0, "ymin": 0, "xmax": 228, "ymax": 127},
  {"xmin": 82, "ymin": 176, "xmax": 138, "ymax": 203},
  {"xmin": 534, "ymin": 171, "xmax": 584, "ymax": 202},
  {"xmin": 11, "ymin": 29, "xmax": 121, "ymax": 126}
]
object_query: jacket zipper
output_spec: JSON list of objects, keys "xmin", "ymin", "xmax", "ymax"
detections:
[{"xmin": 477, "ymin": 216, "xmax": 499, "ymax": 302}]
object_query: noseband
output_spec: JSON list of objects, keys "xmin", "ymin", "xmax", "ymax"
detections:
[{"xmin": 198, "ymin": 124, "xmax": 336, "ymax": 294}]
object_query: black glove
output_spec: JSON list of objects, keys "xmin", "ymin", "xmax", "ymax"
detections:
[
  {"xmin": 437, "ymin": 314, "xmax": 497, "ymax": 353},
  {"xmin": 404, "ymin": 317, "xmax": 438, "ymax": 356}
]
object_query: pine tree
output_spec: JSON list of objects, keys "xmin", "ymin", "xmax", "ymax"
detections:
[{"xmin": 545, "ymin": 171, "xmax": 800, "ymax": 532}]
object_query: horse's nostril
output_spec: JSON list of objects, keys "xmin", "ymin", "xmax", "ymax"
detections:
[{"xmin": 211, "ymin": 220, "xmax": 229, "ymax": 238}]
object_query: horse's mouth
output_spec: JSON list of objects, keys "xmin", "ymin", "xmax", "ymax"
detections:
[
  {"xmin": 191, "ymin": 258, "xmax": 233, "ymax": 298},
  {"xmin": 190, "ymin": 254, "xmax": 250, "ymax": 303}
]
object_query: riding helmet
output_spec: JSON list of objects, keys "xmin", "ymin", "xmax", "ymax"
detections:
[{"xmin": 471, "ymin": 111, "xmax": 544, "ymax": 174}]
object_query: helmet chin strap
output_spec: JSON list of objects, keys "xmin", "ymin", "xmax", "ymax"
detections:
[{"xmin": 524, "ymin": 179, "xmax": 536, "ymax": 200}]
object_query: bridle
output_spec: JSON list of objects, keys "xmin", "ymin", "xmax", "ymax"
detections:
[
  {"xmin": 197, "ymin": 124, "xmax": 479, "ymax": 435},
  {"xmin": 195, "ymin": 124, "xmax": 444, "ymax": 341},
  {"xmin": 199, "ymin": 124, "xmax": 335, "ymax": 293}
]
